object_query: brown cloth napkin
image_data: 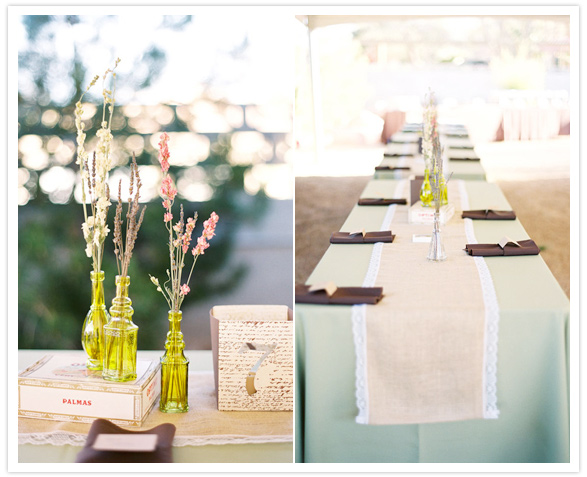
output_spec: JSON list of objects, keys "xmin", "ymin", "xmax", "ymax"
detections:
[
  {"xmin": 375, "ymin": 165, "xmax": 411, "ymax": 171},
  {"xmin": 449, "ymin": 145, "xmax": 475, "ymax": 150},
  {"xmin": 449, "ymin": 156, "xmax": 480, "ymax": 161},
  {"xmin": 462, "ymin": 209, "xmax": 517, "ymax": 220},
  {"xmin": 383, "ymin": 152, "xmax": 415, "ymax": 158},
  {"xmin": 75, "ymin": 419, "xmax": 176, "ymax": 463},
  {"xmin": 330, "ymin": 231, "xmax": 395, "ymax": 244},
  {"xmin": 358, "ymin": 198, "xmax": 407, "ymax": 206},
  {"xmin": 295, "ymin": 284, "xmax": 383, "ymax": 305},
  {"xmin": 465, "ymin": 239, "xmax": 540, "ymax": 257}
]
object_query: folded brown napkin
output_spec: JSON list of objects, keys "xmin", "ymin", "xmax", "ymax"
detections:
[
  {"xmin": 464, "ymin": 239, "xmax": 540, "ymax": 257},
  {"xmin": 383, "ymin": 152, "xmax": 415, "ymax": 158},
  {"xmin": 358, "ymin": 198, "xmax": 407, "ymax": 206},
  {"xmin": 375, "ymin": 165, "xmax": 411, "ymax": 171},
  {"xmin": 330, "ymin": 231, "xmax": 395, "ymax": 244},
  {"xmin": 75, "ymin": 418, "xmax": 176, "ymax": 463},
  {"xmin": 462, "ymin": 209, "xmax": 516, "ymax": 220},
  {"xmin": 449, "ymin": 156, "xmax": 480, "ymax": 161},
  {"xmin": 295, "ymin": 284, "xmax": 383, "ymax": 305}
]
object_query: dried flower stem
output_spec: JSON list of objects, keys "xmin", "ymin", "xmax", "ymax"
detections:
[
  {"xmin": 149, "ymin": 133, "xmax": 219, "ymax": 312},
  {"xmin": 113, "ymin": 154, "xmax": 146, "ymax": 278},
  {"xmin": 75, "ymin": 58, "xmax": 121, "ymax": 273}
]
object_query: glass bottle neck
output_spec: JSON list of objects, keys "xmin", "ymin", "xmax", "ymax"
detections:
[
  {"xmin": 168, "ymin": 311, "xmax": 183, "ymax": 334},
  {"xmin": 90, "ymin": 271, "xmax": 106, "ymax": 308},
  {"xmin": 110, "ymin": 275, "xmax": 133, "ymax": 317}
]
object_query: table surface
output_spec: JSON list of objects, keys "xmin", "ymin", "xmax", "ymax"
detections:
[
  {"xmin": 18, "ymin": 349, "xmax": 293, "ymax": 464},
  {"xmin": 296, "ymin": 178, "xmax": 569, "ymax": 463},
  {"xmin": 375, "ymin": 155, "xmax": 486, "ymax": 181}
]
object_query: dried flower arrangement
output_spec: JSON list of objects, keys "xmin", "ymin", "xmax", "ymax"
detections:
[
  {"xmin": 75, "ymin": 58, "xmax": 121, "ymax": 272},
  {"xmin": 113, "ymin": 155, "xmax": 146, "ymax": 278},
  {"xmin": 149, "ymin": 132, "xmax": 219, "ymax": 313},
  {"xmin": 422, "ymin": 89, "xmax": 437, "ymax": 169}
]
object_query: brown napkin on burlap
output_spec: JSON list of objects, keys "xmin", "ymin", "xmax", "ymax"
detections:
[
  {"xmin": 358, "ymin": 198, "xmax": 407, "ymax": 206},
  {"xmin": 330, "ymin": 231, "xmax": 395, "ymax": 244},
  {"xmin": 465, "ymin": 239, "xmax": 540, "ymax": 257},
  {"xmin": 75, "ymin": 419, "xmax": 176, "ymax": 463},
  {"xmin": 295, "ymin": 284, "xmax": 383, "ymax": 305},
  {"xmin": 375, "ymin": 165, "xmax": 411, "ymax": 171},
  {"xmin": 462, "ymin": 209, "xmax": 516, "ymax": 220}
]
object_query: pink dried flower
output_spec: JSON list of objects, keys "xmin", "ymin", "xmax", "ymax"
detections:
[
  {"xmin": 180, "ymin": 284, "xmax": 190, "ymax": 296},
  {"xmin": 193, "ymin": 235, "xmax": 210, "ymax": 255},
  {"xmin": 160, "ymin": 175, "xmax": 177, "ymax": 201},
  {"xmin": 158, "ymin": 133, "xmax": 170, "ymax": 173},
  {"xmin": 151, "ymin": 137, "xmax": 220, "ymax": 313}
]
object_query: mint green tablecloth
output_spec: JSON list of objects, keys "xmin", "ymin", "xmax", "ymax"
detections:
[
  {"xmin": 374, "ymin": 156, "xmax": 486, "ymax": 181},
  {"xmin": 295, "ymin": 180, "xmax": 569, "ymax": 463}
]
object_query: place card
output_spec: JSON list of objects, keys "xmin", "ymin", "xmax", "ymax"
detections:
[
  {"xmin": 309, "ymin": 281, "xmax": 338, "ymax": 297},
  {"xmin": 412, "ymin": 234, "xmax": 432, "ymax": 243},
  {"xmin": 349, "ymin": 228, "xmax": 366, "ymax": 237},
  {"xmin": 498, "ymin": 236, "xmax": 521, "ymax": 249},
  {"xmin": 92, "ymin": 433, "xmax": 158, "ymax": 452}
]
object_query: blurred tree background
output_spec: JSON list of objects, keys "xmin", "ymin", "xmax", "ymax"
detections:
[{"xmin": 18, "ymin": 14, "xmax": 294, "ymax": 350}]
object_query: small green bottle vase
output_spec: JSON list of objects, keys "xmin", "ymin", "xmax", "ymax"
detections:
[
  {"xmin": 81, "ymin": 270, "xmax": 110, "ymax": 370},
  {"xmin": 440, "ymin": 174, "xmax": 448, "ymax": 206},
  {"xmin": 160, "ymin": 310, "xmax": 189, "ymax": 413},
  {"xmin": 102, "ymin": 275, "xmax": 138, "ymax": 382},
  {"xmin": 420, "ymin": 168, "xmax": 434, "ymax": 207}
]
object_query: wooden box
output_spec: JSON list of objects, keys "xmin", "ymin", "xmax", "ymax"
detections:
[
  {"xmin": 210, "ymin": 305, "xmax": 293, "ymax": 411},
  {"xmin": 18, "ymin": 354, "xmax": 160, "ymax": 427}
]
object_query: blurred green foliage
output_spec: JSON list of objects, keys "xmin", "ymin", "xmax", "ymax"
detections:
[
  {"xmin": 18, "ymin": 14, "xmax": 270, "ymax": 350},
  {"xmin": 18, "ymin": 134, "xmax": 269, "ymax": 350}
]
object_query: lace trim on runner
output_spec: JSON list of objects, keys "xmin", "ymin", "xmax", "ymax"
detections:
[
  {"xmin": 352, "ymin": 304, "xmax": 369, "ymax": 424},
  {"xmin": 458, "ymin": 180, "xmax": 500, "ymax": 419},
  {"xmin": 353, "ymin": 179, "xmax": 407, "ymax": 425},
  {"xmin": 18, "ymin": 432, "xmax": 292, "ymax": 447}
]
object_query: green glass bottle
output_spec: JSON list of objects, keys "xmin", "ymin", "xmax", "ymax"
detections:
[
  {"xmin": 81, "ymin": 270, "xmax": 110, "ymax": 370},
  {"xmin": 420, "ymin": 168, "xmax": 434, "ymax": 207},
  {"xmin": 440, "ymin": 173, "xmax": 448, "ymax": 206},
  {"xmin": 160, "ymin": 310, "xmax": 189, "ymax": 413},
  {"xmin": 102, "ymin": 275, "xmax": 138, "ymax": 382}
]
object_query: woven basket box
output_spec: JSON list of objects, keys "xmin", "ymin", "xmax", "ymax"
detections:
[
  {"xmin": 18, "ymin": 354, "xmax": 160, "ymax": 427},
  {"xmin": 210, "ymin": 305, "xmax": 293, "ymax": 411}
]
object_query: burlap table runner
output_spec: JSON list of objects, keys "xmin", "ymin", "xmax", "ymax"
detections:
[
  {"xmin": 19, "ymin": 371, "xmax": 293, "ymax": 447},
  {"xmin": 353, "ymin": 180, "xmax": 499, "ymax": 425}
]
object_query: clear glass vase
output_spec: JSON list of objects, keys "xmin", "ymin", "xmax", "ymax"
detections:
[
  {"xmin": 160, "ymin": 310, "xmax": 189, "ymax": 413},
  {"xmin": 81, "ymin": 270, "xmax": 110, "ymax": 370},
  {"xmin": 427, "ymin": 208, "xmax": 447, "ymax": 261},
  {"xmin": 102, "ymin": 275, "xmax": 138, "ymax": 382},
  {"xmin": 420, "ymin": 168, "xmax": 434, "ymax": 207}
]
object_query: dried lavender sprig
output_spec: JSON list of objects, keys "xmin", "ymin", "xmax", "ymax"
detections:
[{"xmin": 112, "ymin": 154, "xmax": 146, "ymax": 278}]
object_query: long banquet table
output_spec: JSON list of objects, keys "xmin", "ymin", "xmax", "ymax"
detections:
[
  {"xmin": 295, "ymin": 178, "xmax": 569, "ymax": 463},
  {"xmin": 18, "ymin": 350, "xmax": 293, "ymax": 464}
]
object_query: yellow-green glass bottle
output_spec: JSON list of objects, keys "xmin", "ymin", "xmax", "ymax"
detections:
[
  {"xmin": 160, "ymin": 310, "xmax": 189, "ymax": 413},
  {"xmin": 440, "ymin": 173, "xmax": 448, "ymax": 206},
  {"xmin": 102, "ymin": 275, "xmax": 138, "ymax": 382},
  {"xmin": 81, "ymin": 270, "xmax": 110, "ymax": 370},
  {"xmin": 420, "ymin": 168, "xmax": 434, "ymax": 207}
]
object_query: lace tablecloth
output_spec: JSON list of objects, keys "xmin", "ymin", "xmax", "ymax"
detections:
[{"xmin": 19, "ymin": 370, "xmax": 293, "ymax": 447}]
